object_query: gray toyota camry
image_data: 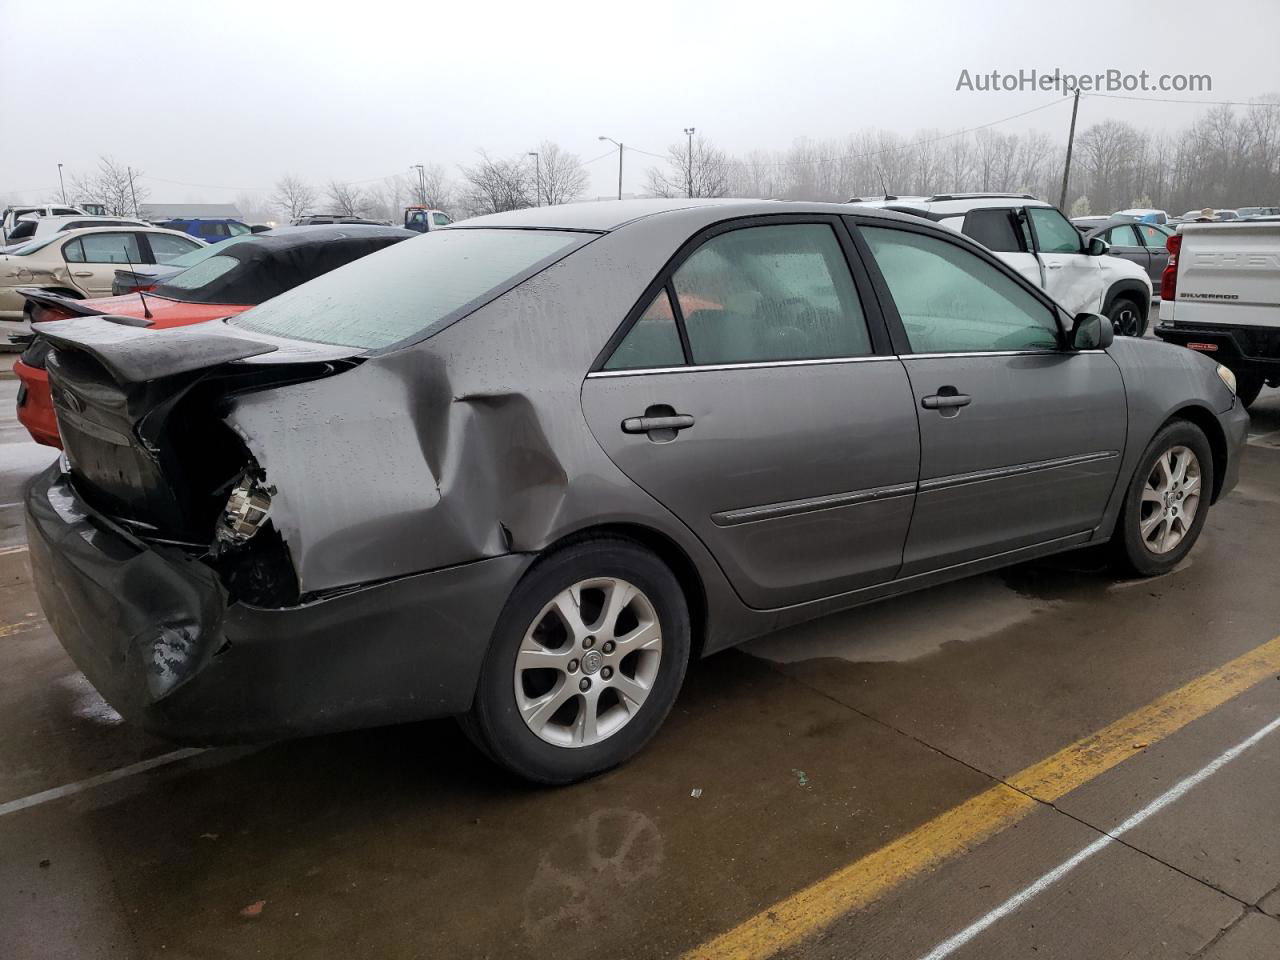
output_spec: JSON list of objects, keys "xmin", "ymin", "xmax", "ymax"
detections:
[{"xmin": 26, "ymin": 199, "xmax": 1248, "ymax": 783}]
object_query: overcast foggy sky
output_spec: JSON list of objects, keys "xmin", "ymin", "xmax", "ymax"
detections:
[{"xmin": 3, "ymin": 0, "xmax": 1278, "ymax": 205}]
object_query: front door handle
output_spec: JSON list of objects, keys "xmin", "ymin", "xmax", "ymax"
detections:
[
  {"xmin": 921, "ymin": 392, "xmax": 972, "ymax": 410},
  {"xmin": 622, "ymin": 414, "xmax": 695, "ymax": 433},
  {"xmin": 72, "ymin": 271, "xmax": 93, "ymax": 277}
]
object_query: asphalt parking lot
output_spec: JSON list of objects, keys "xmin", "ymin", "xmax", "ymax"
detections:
[{"xmin": 2, "ymin": 370, "xmax": 1279, "ymax": 960}]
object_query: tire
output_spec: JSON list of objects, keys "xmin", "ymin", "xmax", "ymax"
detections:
[
  {"xmin": 1232, "ymin": 370, "xmax": 1264, "ymax": 408},
  {"xmin": 1112, "ymin": 420, "xmax": 1213, "ymax": 576},
  {"xmin": 465, "ymin": 538, "xmax": 690, "ymax": 784},
  {"xmin": 1106, "ymin": 295, "xmax": 1145, "ymax": 338}
]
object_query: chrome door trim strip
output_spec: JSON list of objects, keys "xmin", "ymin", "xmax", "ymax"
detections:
[
  {"xmin": 917, "ymin": 450, "xmax": 1120, "ymax": 493},
  {"xmin": 711, "ymin": 481, "xmax": 918, "ymax": 527},
  {"xmin": 586, "ymin": 355, "xmax": 891, "ymax": 378}
]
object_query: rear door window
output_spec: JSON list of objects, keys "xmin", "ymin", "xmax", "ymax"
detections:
[
  {"xmin": 1136, "ymin": 224, "xmax": 1172, "ymax": 247},
  {"xmin": 76, "ymin": 232, "xmax": 143, "ymax": 264},
  {"xmin": 670, "ymin": 223, "xmax": 871, "ymax": 364},
  {"xmin": 604, "ymin": 289, "xmax": 686, "ymax": 370},
  {"xmin": 961, "ymin": 209, "xmax": 1024, "ymax": 252}
]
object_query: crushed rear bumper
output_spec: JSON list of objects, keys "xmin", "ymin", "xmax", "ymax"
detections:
[{"xmin": 26, "ymin": 462, "xmax": 530, "ymax": 743}]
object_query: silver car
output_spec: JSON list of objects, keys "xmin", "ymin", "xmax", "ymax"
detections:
[{"xmin": 26, "ymin": 199, "xmax": 1248, "ymax": 783}]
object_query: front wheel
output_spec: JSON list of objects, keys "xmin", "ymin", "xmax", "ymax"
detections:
[
  {"xmin": 1112, "ymin": 421, "xmax": 1213, "ymax": 576},
  {"xmin": 465, "ymin": 539, "xmax": 690, "ymax": 784},
  {"xmin": 1106, "ymin": 296, "xmax": 1146, "ymax": 337}
]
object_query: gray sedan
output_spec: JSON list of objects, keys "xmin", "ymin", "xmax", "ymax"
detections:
[{"xmin": 25, "ymin": 199, "xmax": 1248, "ymax": 783}]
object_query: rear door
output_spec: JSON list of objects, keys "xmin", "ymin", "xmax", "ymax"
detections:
[
  {"xmin": 1102, "ymin": 223, "xmax": 1151, "ymax": 277},
  {"xmin": 1135, "ymin": 223, "xmax": 1172, "ymax": 284},
  {"xmin": 581, "ymin": 216, "xmax": 920, "ymax": 609},
  {"xmin": 1026, "ymin": 205, "xmax": 1105, "ymax": 314},
  {"xmin": 852, "ymin": 218, "xmax": 1125, "ymax": 575},
  {"xmin": 61, "ymin": 232, "xmax": 146, "ymax": 297}
]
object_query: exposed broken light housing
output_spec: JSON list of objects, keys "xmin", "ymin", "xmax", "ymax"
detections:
[{"xmin": 217, "ymin": 474, "xmax": 273, "ymax": 545}]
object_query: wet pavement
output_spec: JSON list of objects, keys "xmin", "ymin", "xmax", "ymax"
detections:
[{"xmin": 1, "ymin": 377, "xmax": 1279, "ymax": 959}]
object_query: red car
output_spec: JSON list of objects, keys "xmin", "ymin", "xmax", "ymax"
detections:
[{"xmin": 15, "ymin": 226, "xmax": 413, "ymax": 447}]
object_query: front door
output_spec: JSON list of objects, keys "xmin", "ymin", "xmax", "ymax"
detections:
[
  {"xmin": 582, "ymin": 219, "xmax": 920, "ymax": 609},
  {"xmin": 1025, "ymin": 205, "xmax": 1105, "ymax": 314},
  {"xmin": 855, "ymin": 221, "xmax": 1126, "ymax": 575}
]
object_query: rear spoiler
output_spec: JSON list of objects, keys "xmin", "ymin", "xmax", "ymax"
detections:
[
  {"xmin": 36, "ymin": 316, "xmax": 280, "ymax": 384},
  {"xmin": 16, "ymin": 288, "xmax": 107, "ymax": 321}
]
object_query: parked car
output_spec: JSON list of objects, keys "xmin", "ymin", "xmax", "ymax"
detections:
[
  {"xmin": 157, "ymin": 217, "xmax": 255, "ymax": 241},
  {"xmin": 0, "ymin": 215, "xmax": 150, "ymax": 251},
  {"xmin": 1155, "ymin": 219, "xmax": 1280, "ymax": 406},
  {"xmin": 403, "ymin": 206, "xmax": 453, "ymax": 233},
  {"xmin": 1113, "ymin": 208, "xmax": 1169, "ymax": 224},
  {"xmin": 292, "ymin": 214, "xmax": 387, "ymax": 226},
  {"xmin": 1, "ymin": 204, "xmax": 87, "ymax": 241},
  {"xmin": 1077, "ymin": 219, "xmax": 1175, "ymax": 311},
  {"xmin": 25, "ymin": 199, "xmax": 1246, "ymax": 783},
  {"xmin": 1235, "ymin": 206, "xmax": 1280, "ymax": 219},
  {"xmin": 14, "ymin": 225, "xmax": 415, "ymax": 447},
  {"xmin": 0, "ymin": 226, "xmax": 205, "ymax": 334},
  {"xmin": 1179, "ymin": 209, "xmax": 1239, "ymax": 222},
  {"xmin": 855, "ymin": 193, "xmax": 1154, "ymax": 335}
]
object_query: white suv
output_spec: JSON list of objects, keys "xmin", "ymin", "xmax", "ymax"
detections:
[{"xmin": 850, "ymin": 194, "xmax": 1154, "ymax": 336}]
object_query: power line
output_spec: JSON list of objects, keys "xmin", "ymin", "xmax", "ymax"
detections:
[{"xmin": 1086, "ymin": 92, "xmax": 1280, "ymax": 108}]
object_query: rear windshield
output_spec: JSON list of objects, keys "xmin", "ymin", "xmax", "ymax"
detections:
[
  {"xmin": 229, "ymin": 228, "xmax": 588, "ymax": 350},
  {"xmin": 159, "ymin": 255, "xmax": 239, "ymax": 291}
]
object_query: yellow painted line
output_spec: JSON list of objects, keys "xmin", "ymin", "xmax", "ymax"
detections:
[
  {"xmin": 684, "ymin": 633, "xmax": 1280, "ymax": 960},
  {"xmin": 0, "ymin": 617, "xmax": 41, "ymax": 639}
]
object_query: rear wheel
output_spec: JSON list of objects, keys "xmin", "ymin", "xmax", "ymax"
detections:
[
  {"xmin": 465, "ymin": 539, "xmax": 690, "ymax": 784},
  {"xmin": 1113, "ymin": 421, "xmax": 1213, "ymax": 576},
  {"xmin": 1106, "ymin": 295, "xmax": 1145, "ymax": 337}
]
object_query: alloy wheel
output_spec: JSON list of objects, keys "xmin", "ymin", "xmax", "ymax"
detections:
[
  {"xmin": 513, "ymin": 577, "xmax": 663, "ymax": 748},
  {"xmin": 1138, "ymin": 445, "xmax": 1202, "ymax": 554},
  {"xmin": 1112, "ymin": 303, "xmax": 1141, "ymax": 337}
]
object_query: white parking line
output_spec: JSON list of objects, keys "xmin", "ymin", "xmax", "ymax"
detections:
[
  {"xmin": 0, "ymin": 544, "xmax": 28, "ymax": 556},
  {"xmin": 0, "ymin": 747, "xmax": 207, "ymax": 818},
  {"xmin": 917, "ymin": 713, "xmax": 1280, "ymax": 960}
]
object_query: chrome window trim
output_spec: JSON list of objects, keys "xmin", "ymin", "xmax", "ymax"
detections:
[
  {"xmin": 586, "ymin": 355, "xmax": 890, "ymax": 378},
  {"xmin": 903, "ymin": 349, "xmax": 1062, "ymax": 359}
]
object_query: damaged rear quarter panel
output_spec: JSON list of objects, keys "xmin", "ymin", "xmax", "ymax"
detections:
[{"xmin": 223, "ymin": 214, "xmax": 744, "ymax": 610}]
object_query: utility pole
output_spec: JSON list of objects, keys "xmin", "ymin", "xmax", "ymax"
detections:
[
  {"xmin": 527, "ymin": 152, "xmax": 541, "ymax": 206},
  {"xmin": 127, "ymin": 166, "xmax": 139, "ymax": 218},
  {"xmin": 410, "ymin": 164, "xmax": 427, "ymax": 205},
  {"xmin": 1058, "ymin": 87, "xmax": 1081, "ymax": 210},
  {"xmin": 684, "ymin": 127, "xmax": 696, "ymax": 198},
  {"xmin": 57, "ymin": 163, "xmax": 66, "ymax": 204},
  {"xmin": 597, "ymin": 136, "xmax": 624, "ymax": 200}
]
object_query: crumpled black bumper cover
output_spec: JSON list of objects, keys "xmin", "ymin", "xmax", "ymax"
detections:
[{"xmin": 25, "ymin": 463, "xmax": 531, "ymax": 743}]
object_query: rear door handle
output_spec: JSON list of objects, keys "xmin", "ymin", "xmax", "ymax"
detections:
[
  {"xmin": 72, "ymin": 271, "xmax": 93, "ymax": 277},
  {"xmin": 622, "ymin": 414, "xmax": 695, "ymax": 433},
  {"xmin": 1046, "ymin": 263, "xmax": 1064, "ymax": 270},
  {"xmin": 921, "ymin": 394, "xmax": 972, "ymax": 410}
]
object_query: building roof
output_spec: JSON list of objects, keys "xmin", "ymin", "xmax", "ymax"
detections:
[{"xmin": 139, "ymin": 203, "xmax": 243, "ymax": 220}]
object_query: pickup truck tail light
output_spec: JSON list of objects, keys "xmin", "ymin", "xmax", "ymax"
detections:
[{"xmin": 1160, "ymin": 233, "xmax": 1182, "ymax": 301}]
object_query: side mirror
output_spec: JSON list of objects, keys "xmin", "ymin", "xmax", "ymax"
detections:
[
  {"xmin": 1087, "ymin": 237, "xmax": 1110, "ymax": 256},
  {"xmin": 1071, "ymin": 313, "xmax": 1114, "ymax": 350}
]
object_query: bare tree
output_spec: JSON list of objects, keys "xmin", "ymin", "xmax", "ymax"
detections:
[
  {"xmin": 270, "ymin": 174, "xmax": 317, "ymax": 220},
  {"xmin": 68, "ymin": 156, "xmax": 148, "ymax": 217},
  {"xmin": 533, "ymin": 141, "xmax": 588, "ymax": 206},
  {"xmin": 459, "ymin": 151, "xmax": 533, "ymax": 216},
  {"xmin": 325, "ymin": 180, "xmax": 370, "ymax": 217},
  {"xmin": 645, "ymin": 134, "xmax": 730, "ymax": 198}
]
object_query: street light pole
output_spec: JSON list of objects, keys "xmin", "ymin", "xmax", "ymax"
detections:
[
  {"xmin": 683, "ymin": 127, "xmax": 696, "ymax": 198},
  {"xmin": 527, "ymin": 152, "xmax": 541, "ymax": 206},
  {"xmin": 57, "ymin": 163, "xmax": 66, "ymax": 204},
  {"xmin": 597, "ymin": 136, "xmax": 624, "ymax": 200}
]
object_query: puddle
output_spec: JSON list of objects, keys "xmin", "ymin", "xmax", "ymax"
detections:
[{"xmin": 744, "ymin": 573, "xmax": 1060, "ymax": 664}]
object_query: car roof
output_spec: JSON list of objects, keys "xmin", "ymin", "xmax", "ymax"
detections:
[
  {"xmin": 452, "ymin": 197, "xmax": 951, "ymax": 233},
  {"xmin": 36, "ymin": 215, "xmax": 145, "ymax": 225}
]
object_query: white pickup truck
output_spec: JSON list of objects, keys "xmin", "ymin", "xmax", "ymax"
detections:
[{"xmin": 1155, "ymin": 220, "xmax": 1280, "ymax": 406}]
